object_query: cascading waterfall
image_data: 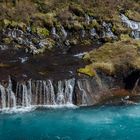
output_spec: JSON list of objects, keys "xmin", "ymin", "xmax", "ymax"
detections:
[
  {"xmin": 51, "ymin": 27, "xmax": 60, "ymax": 39},
  {"xmin": 0, "ymin": 76, "xmax": 108, "ymax": 110},
  {"xmin": 0, "ymin": 85, "xmax": 6, "ymax": 109},
  {"xmin": 0, "ymin": 45, "xmax": 8, "ymax": 50},
  {"xmin": 0, "ymin": 78, "xmax": 76, "ymax": 110},
  {"xmin": 7, "ymin": 78, "xmax": 16, "ymax": 108},
  {"xmin": 90, "ymin": 28, "xmax": 97, "ymax": 38},
  {"xmin": 121, "ymin": 14, "xmax": 140, "ymax": 39},
  {"xmin": 102, "ymin": 22, "xmax": 116, "ymax": 38},
  {"xmin": 61, "ymin": 26, "xmax": 67, "ymax": 39},
  {"xmin": 85, "ymin": 14, "xmax": 90, "ymax": 25}
]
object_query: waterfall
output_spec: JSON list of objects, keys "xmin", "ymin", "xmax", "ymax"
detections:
[
  {"xmin": 85, "ymin": 14, "xmax": 90, "ymax": 25},
  {"xmin": 22, "ymin": 83, "xmax": 31, "ymax": 107},
  {"xmin": 0, "ymin": 85, "xmax": 6, "ymax": 109},
  {"xmin": 90, "ymin": 28, "xmax": 97, "ymax": 37},
  {"xmin": 0, "ymin": 78, "xmax": 77, "ymax": 110},
  {"xmin": 0, "ymin": 77, "xmax": 109, "ymax": 110},
  {"xmin": 51, "ymin": 27, "xmax": 60, "ymax": 39},
  {"xmin": 102, "ymin": 22, "xmax": 116, "ymax": 38},
  {"xmin": 61, "ymin": 26, "xmax": 67, "ymax": 39},
  {"xmin": 0, "ymin": 45, "xmax": 8, "ymax": 50},
  {"xmin": 74, "ymin": 52, "xmax": 87, "ymax": 59},
  {"xmin": 64, "ymin": 78, "xmax": 75, "ymax": 104},
  {"xmin": 19, "ymin": 57, "xmax": 28, "ymax": 63},
  {"xmin": 81, "ymin": 29, "xmax": 86, "ymax": 38},
  {"xmin": 120, "ymin": 14, "xmax": 140, "ymax": 39},
  {"xmin": 6, "ymin": 78, "xmax": 16, "ymax": 108},
  {"xmin": 48, "ymin": 80, "xmax": 56, "ymax": 105}
]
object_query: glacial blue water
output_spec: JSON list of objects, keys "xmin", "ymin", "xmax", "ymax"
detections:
[{"xmin": 0, "ymin": 105, "xmax": 140, "ymax": 140}]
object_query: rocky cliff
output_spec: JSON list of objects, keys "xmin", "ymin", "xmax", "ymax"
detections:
[{"xmin": 0, "ymin": 0, "xmax": 140, "ymax": 109}]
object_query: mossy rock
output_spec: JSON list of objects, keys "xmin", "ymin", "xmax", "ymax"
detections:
[
  {"xmin": 126, "ymin": 10, "xmax": 140, "ymax": 21},
  {"xmin": 90, "ymin": 19, "xmax": 100, "ymax": 29},
  {"xmin": 69, "ymin": 38, "xmax": 79, "ymax": 45},
  {"xmin": 73, "ymin": 20, "xmax": 84, "ymax": 30},
  {"xmin": 2, "ymin": 37, "xmax": 13, "ymax": 44},
  {"xmin": 44, "ymin": 12, "xmax": 56, "ymax": 27},
  {"xmin": 3, "ymin": 19, "xmax": 11, "ymax": 27},
  {"xmin": 93, "ymin": 62, "xmax": 115, "ymax": 75},
  {"xmin": 3, "ymin": 19, "xmax": 26, "ymax": 30},
  {"xmin": 120, "ymin": 34, "xmax": 131, "ymax": 41},
  {"xmin": 78, "ymin": 65, "xmax": 95, "ymax": 77},
  {"xmin": 46, "ymin": 38, "xmax": 55, "ymax": 50},
  {"xmin": 81, "ymin": 39, "xmax": 92, "ymax": 46},
  {"xmin": 112, "ymin": 22, "xmax": 131, "ymax": 35},
  {"xmin": 84, "ymin": 38, "xmax": 140, "ymax": 76},
  {"xmin": 36, "ymin": 27, "xmax": 49, "ymax": 37}
]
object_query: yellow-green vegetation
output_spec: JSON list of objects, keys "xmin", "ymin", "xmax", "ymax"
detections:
[
  {"xmin": 0, "ymin": 0, "xmax": 139, "ymax": 33},
  {"xmin": 3, "ymin": 19, "xmax": 26, "ymax": 30},
  {"xmin": 36, "ymin": 27, "xmax": 49, "ymax": 37},
  {"xmin": 78, "ymin": 65, "xmax": 95, "ymax": 77},
  {"xmin": 83, "ymin": 36, "xmax": 140, "ymax": 75}
]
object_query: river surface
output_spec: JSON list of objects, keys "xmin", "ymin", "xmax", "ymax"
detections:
[{"xmin": 0, "ymin": 105, "xmax": 140, "ymax": 140}]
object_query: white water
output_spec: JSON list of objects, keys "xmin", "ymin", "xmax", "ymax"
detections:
[
  {"xmin": 0, "ymin": 78, "xmax": 77, "ymax": 112},
  {"xmin": 74, "ymin": 52, "xmax": 87, "ymax": 59},
  {"xmin": 121, "ymin": 14, "xmax": 140, "ymax": 39},
  {"xmin": 85, "ymin": 14, "xmax": 90, "ymax": 25},
  {"xmin": 90, "ymin": 28, "xmax": 97, "ymax": 37},
  {"xmin": 0, "ymin": 77, "xmax": 107, "ymax": 112},
  {"xmin": 102, "ymin": 22, "xmax": 116, "ymax": 38},
  {"xmin": 61, "ymin": 26, "xmax": 67, "ymax": 39},
  {"xmin": 19, "ymin": 57, "xmax": 28, "ymax": 63},
  {"xmin": 81, "ymin": 29, "xmax": 86, "ymax": 38},
  {"xmin": 51, "ymin": 27, "xmax": 60, "ymax": 38},
  {"xmin": 0, "ymin": 45, "xmax": 8, "ymax": 50}
]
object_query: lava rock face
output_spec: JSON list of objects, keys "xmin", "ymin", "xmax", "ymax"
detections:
[{"xmin": 0, "ymin": 0, "xmax": 140, "ymax": 108}]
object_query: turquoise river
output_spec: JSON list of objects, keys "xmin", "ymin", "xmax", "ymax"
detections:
[{"xmin": 0, "ymin": 105, "xmax": 140, "ymax": 140}]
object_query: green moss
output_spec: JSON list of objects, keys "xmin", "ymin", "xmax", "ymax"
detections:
[
  {"xmin": 73, "ymin": 20, "xmax": 84, "ymax": 30},
  {"xmin": 44, "ymin": 12, "xmax": 56, "ymax": 27},
  {"xmin": 2, "ymin": 19, "xmax": 26, "ymax": 30},
  {"xmin": 90, "ymin": 19, "xmax": 100, "ymax": 29},
  {"xmin": 3, "ymin": 19, "xmax": 11, "ymax": 27},
  {"xmin": 93, "ymin": 62, "xmax": 115, "ymax": 75},
  {"xmin": 78, "ymin": 65, "xmax": 95, "ymax": 77},
  {"xmin": 36, "ymin": 27, "xmax": 49, "ymax": 37},
  {"xmin": 83, "ymin": 38, "xmax": 140, "ymax": 75},
  {"xmin": 120, "ymin": 34, "xmax": 131, "ymax": 41}
]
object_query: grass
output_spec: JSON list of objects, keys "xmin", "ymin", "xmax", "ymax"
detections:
[{"xmin": 82, "ymin": 36, "xmax": 140, "ymax": 76}]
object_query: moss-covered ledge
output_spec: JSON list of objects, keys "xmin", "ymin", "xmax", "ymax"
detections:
[{"xmin": 78, "ymin": 35, "xmax": 140, "ymax": 77}]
